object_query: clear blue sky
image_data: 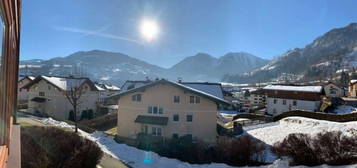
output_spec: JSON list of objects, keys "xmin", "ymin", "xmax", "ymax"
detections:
[{"xmin": 20, "ymin": 0, "xmax": 357, "ymax": 68}]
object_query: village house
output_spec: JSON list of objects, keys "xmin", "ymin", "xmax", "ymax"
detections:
[
  {"xmin": 324, "ymin": 82, "xmax": 346, "ymax": 97},
  {"xmin": 95, "ymin": 83, "xmax": 121, "ymax": 104},
  {"xmin": 119, "ymin": 80, "xmax": 152, "ymax": 93},
  {"xmin": 22, "ymin": 75, "xmax": 100, "ymax": 120},
  {"xmin": 349, "ymin": 80, "xmax": 357, "ymax": 97},
  {"xmin": 17, "ymin": 76, "xmax": 35, "ymax": 104},
  {"xmin": 249, "ymin": 88, "xmax": 266, "ymax": 106},
  {"xmin": 110, "ymin": 79, "xmax": 230, "ymax": 144},
  {"xmin": 263, "ymin": 85, "xmax": 324, "ymax": 115}
]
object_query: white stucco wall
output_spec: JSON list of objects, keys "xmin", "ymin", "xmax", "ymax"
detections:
[
  {"xmin": 266, "ymin": 97, "xmax": 321, "ymax": 115},
  {"xmin": 27, "ymin": 80, "xmax": 99, "ymax": 120}
]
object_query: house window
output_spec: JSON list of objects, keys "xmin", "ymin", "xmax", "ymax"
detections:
[
  {"xmin": 173, "ymin": 114, "xmax": 179, "ymax": 121},
  {"xmin": 153, "ymin": 106, "xmax": 158, "ymax": 114},
  {"xmin": 189, "ymin": 96, "xmax": 200, "ymax": 104},
  {"xmin": 142, "ymin": 125, "xmax": 148, "ymax": 134},
  {"xmin": 39, "ymin": 92, "xmax": 45, "ymax": 96},
  {"xmin": 196, "ymin": 97, "xmax": 200, "ymax": 103},
  {"xmin": 273, "ymin": 108, "xmax": 276, "ymax": 114},
  {"xmin": 151, "ymin": 127, "xmax": 162, "ymax": 136},
  {"xmin": 186, "ymin": 115, "xmax": 193, "ymax": 122},
  {"xmin": 189, "ymin": 96, "xmax": 195, "ymax": 103},
  {"xmin": 282, "ymin": 100, "xmax": 286, "ymax": 105},
  {"xmin": 132, "ymin": 94, "xmax": 141, "ymax": 102},
  {"xmin": 157, "ymin": 128, "xmax": 162, "ymax": 136},
  {"xmin": 158, "ymin": 107, "xmax": 163, "ymax": 114},
  {"xmin": 48, "ymin": 86, "xmax": 51, "ymax": 90},
  {"xmin": 174, "ymin": 95, "xmax": 180, "ymax": 103},
  {"xmin": 152, "ymin": 127, "xmax": 157, "ymax": 135},
  {"xmin": 148, "ymin": 106, "xmax": 152, "ymax": 113},
  {"xmin": 172, "ymin": 133, "xmax": 179, "ymax": 139},
  {"xmin": 293, "ymin": 100, "xmax": 297, "ymax": 106},
  {"xmin": 273, "ymin": 99, "xmax": 277, "ymax": 104}
]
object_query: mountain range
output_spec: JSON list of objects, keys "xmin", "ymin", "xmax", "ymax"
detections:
[
  {"xmin": 20, "ymin": 22, "xmax": 357, "ymax": 85},
  {"xmin": 223, "ymin": 22, "xmax": 357, "ymax": 83},
  {"xmin": 20, "ymin": 50, "xmax": 268, "ymax": 84}
]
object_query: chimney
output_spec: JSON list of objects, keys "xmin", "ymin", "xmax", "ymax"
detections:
[{"xmin": 177, "ymin": 77, "xmax": 182, "ymax": 83}]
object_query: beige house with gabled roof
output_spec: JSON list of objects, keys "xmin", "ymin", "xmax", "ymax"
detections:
[
  {"xmin": 110, "ymin": 79, "xmax": 230, "ymax": 144},
  {"xmin": 22, "ymin": 75, "xmax": 100, "ymax": 120},
  {"xmin": 17, "ymin": 76, "xmax": 35, "ymax": 104}
]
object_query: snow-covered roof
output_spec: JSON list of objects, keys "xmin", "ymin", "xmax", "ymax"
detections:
[
  {"xmin": 181, "ymin": 82, "xmax": 224, "ymax": 99},
  {"xmin": 112, "ymin": 79, "xmax": 230, "ymax": 105},
  {"xmin": 19, "ymin": 76, "xmax": 35, "ymax": 82},
  {"xmin": 104, "ymin": 84, "xmax": 120, "ymax": 91},
  {"xmin": 28, "ymin": 76, "xmax": 35, "ymax": 80},
  {"xmin": 263, "ymin": 85, "xmax": 323, "ymax": 93},
  {"xmin": 351, "ymin": 79, "xmax": 357, "ymax": 84},
  {"xmin": 42, "ymin": 76, "xmax": 88, "ymax": 91},
  {"xmin": 95, "ymin": 84, "xmax": 106, "ymax": 91}
]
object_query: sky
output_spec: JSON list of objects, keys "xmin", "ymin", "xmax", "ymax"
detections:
[{"xmin": 21, "ymin": 0, "xmax": 357, "ymax": 68}]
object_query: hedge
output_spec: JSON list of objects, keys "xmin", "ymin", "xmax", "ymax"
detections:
[
  {"xmin": 233, "ymin": 110, "xmax": 357, "ymax": 123},
  {"xmin": 273, "ymin": 110, "xmax": 357, "ymax": 122}
]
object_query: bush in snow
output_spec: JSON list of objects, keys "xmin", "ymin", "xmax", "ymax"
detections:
[
  {"xmin": 21, "ymin": 126, "xmax": 103, "ymax": 168},
  {"xmin": 272, "ymin": 131, "xmax": 357, "ymax": 166},
  {"xmin": 134, "ymin": 133, "xmax": 266, "ymax": 166},
  {"xmin": 214, "ymin": 136, "xmax": 266, "ymax": 166}
]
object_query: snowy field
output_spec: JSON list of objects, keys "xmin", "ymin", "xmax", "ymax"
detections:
[
  {"xmin": 247, "ymin": 117, "xmax": 357, "ymax": 146},
  {"xmin": 24, "ymin": 114, "xmax": 357, "ymax": 168}
]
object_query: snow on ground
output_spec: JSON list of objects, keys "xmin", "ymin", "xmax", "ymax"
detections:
[
  {"xmin": 333, "ymin": 105, "xmax": 357, "ymax": 114},
  {"xmin": 247, "ymin": 117, "xmax": 357, "ymax": 146},
  {"xmin": 25, "ymin": 114, "xmax": 357, "ymax": 168},
  {"xmin": 26, "ymin": 115, "xmax": 236, "ymax": 168}
]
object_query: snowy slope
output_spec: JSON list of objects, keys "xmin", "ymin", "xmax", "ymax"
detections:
[{"xmin": 247, "ymin": 117, "xmax": 357, "ymax": 146}]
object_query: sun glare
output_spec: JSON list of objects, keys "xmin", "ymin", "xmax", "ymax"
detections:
[{"xmin": 140, "ymin": 19, "xmax": 159, "ymax": 41}]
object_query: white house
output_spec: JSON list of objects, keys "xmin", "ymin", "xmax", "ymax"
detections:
[
  {"xmin": 249, "ymin": 89, "xmax": 266, "ymax": 106},
  {"xmin": 22, "ymin": 75, "xmax": 100, "ymax": 120},
  {"xmin": 263, "ymin": 85, "xmax": 324, "ymax": 115},
  {"xmin": 323, "ymin": 82, "xmax": 345, "ymax": 97}
]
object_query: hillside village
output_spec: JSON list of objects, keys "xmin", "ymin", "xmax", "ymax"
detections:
[
  {"xmin": 16, "ymin": 69, "xmax": 357, "ymax": 167},
  {"xmin": 0, "ymin": 0, "xmax": 355, "ymax": 168}
]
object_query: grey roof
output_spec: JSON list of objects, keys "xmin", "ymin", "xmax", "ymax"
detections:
[
  {"xmin": 181, "ymin": 82, "xmax": 224, "ymax": 99},
  {"xmin": 120, "ymin": 80, "xmax": 152, "ymax": 93},
  {"xmin": 111, "ymin": 79, "xmax": 230, "ymax": 105}
]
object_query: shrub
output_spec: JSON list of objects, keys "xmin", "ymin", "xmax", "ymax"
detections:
[
  {"xmin": 272, "ymin": 131, "xmax": 357, "ymax": 166},
  {"xmin": 214, "ymin": 136, "xmax": 266, "ymax": 166},
  {"xmin": 21, "ymin": 126, "xmax": 103, "ymax": 168},
  {"xmin": 81, "ymin": 110, "xmax": 88, "ymax": 120},
  {"xmin": 133, "ymin": 134, "xmax": 266, "ymax": 166}
]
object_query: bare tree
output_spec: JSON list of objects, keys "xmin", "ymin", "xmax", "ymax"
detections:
[{"xmin": 63, "ymin": 82, "xmax": 86, "ymax": 133}]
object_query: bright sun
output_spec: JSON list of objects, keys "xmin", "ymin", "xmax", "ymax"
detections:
[{"xmin": 140, "ymin": 19, "xmax": 159, "ymax": 41}]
